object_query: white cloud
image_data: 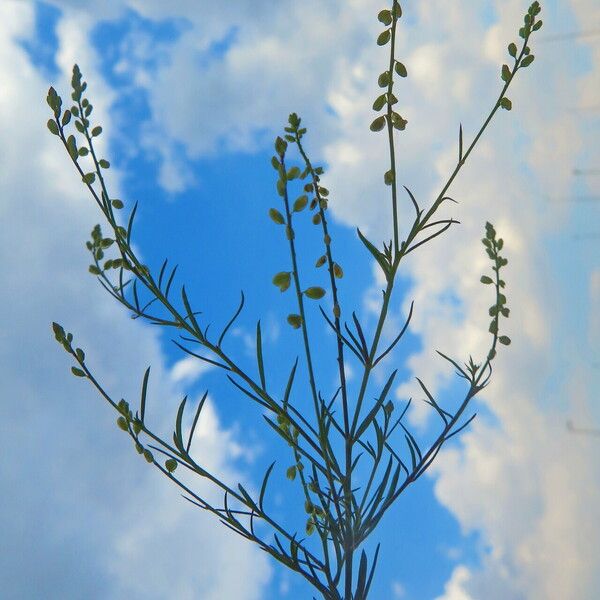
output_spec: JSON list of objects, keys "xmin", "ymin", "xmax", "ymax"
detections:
[
  {"xmin": 170, "ymin": 354, "xmax": 214, "ymax": 384},
  {"xmin": 435, "ymin": 566, "xmax": 474, "ymax": 600},
  {"xmin": 0, "ymin": 3, "xmax": 270, "ymax": 597}
]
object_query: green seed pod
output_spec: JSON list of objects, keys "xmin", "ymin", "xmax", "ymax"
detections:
[
  {"xmin": 395, "ymin": 61, "xmax": 407, "ymax": 77},
  {"xmin": 272, "ymin": 271, "xmax": 291, "ymax": 292},
  {"xmin": 333, "ymin": 304, "xmax": 341, "ymax": 318},
  {"xmin": 370, "ymin": 116, "xmax": 386, "ymax": 132},
  {"xmin": 306, "ymin": 518, "xmax": 315, "ymax": 535},
  {"xmin": 312, "ymin": 213, "xmax": 322, "ymax": 225},
  {"xmin": 117, "ymin": 416, "xmax": 128, "ymax": 431},
  {"xmin": 165, "ymin": 459, "xmax": 178, "ymax": 473},
  {"xmin": 293, "ymin": 195, "xmax": 308, "ymax": 212},
  {"xmin": 378, "ymin": 9, "xmax": 392, "ymax": 25},
  {"xmin": 132, "ymin": 420, "xmax": 142, "ymax": 435},
  {"xmin": 286, "ymin": 465, "xmax": 297, "ymax": 480},
  {"xmin": 143, "ymin": 450, "xmax": 154, "ymax": 463},
  {"xmin": 315, "ymin": 255, "xmax": 327, "ymax": 268},
  {"xmin": 378, "ymin": 71, "xmax": 390, "ymax": 87},
  {"xmin": 333, "ymin": 263, "xmax": 343, "ymax": 279},
  {"xmin": 304, "ymin": 287, "xmax": 326, "ymax": 300},
  {"xmin": 373, "ymin": 94, "xmax": 387, "ymax": 111},
  {"xmin": 275, "ymin": 136, "xmax": 287, "ymax": 156},
  {"xmin": 47, "ymin": 119, "xmax": 59, "ymax": 135},
  {"xmin": 377, "ymin": 29, "xmax": 391, "ymax": 46},
  {"xmin": 287, "ymin": 314, "xmax": 302, "ymax": 329},
  {"xmin": 269, "ymin": 208, "xmax": 285, "ymax": 224}
]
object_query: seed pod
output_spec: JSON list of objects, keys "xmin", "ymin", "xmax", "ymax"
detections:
[
  {"xmin": 287, "ymin": 314, "xmax": 302, "ymax": 329},
  {"xmin": 269, "ymin": 208, "xmax": 285, "ymax": 224},
  {"xmin": 304, "ymin": 287, "xmax": 326, "ymax": 300}
]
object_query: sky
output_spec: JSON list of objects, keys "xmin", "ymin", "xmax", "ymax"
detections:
[{"xmin": 0, "ymin": 0, "xmax": 598, "ymax": 599}]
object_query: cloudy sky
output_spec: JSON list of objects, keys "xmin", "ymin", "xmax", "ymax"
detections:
[{"xmin": 1, "ymin": 0, "xmax": 599, "ymax": 599}]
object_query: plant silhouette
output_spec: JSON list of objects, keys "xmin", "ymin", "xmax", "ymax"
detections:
[{"xmin": 47, "ymin": 2, "xmax": 543, "ymax": 598}]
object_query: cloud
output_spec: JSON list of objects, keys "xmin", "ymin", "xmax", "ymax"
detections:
[{"xmin": 0, "ymin": 3, "xmax": 270, "ymax": 597}]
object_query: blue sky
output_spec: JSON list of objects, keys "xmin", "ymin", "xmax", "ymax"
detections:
[{"xmin": 1, "ymin": 1, "xmax": 599, "ymax": 599}]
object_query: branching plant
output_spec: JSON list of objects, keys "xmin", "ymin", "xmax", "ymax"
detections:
[{"xmin": 46, "ymin": 2, "xmax": 543, "ymax": 598}]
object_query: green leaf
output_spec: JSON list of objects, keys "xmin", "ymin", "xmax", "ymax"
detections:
[
  {"xmin": 499, "ymin": 336, "xmax": 511, "ymax": 345},
  {"xmin": 117, "ymin": 416, "xmax": 128, "ymax": 431},
  {"xmin": 91, "ymin": 126, "xmax": 102, "ymax": 137},
  {"xmin": 269, "ymin": 208, "xmax": 285, "ymax": 224},
  {"xmin": 384, "ymin": 169, "xmax": 394, "ymax": 185},
  {"xmin": 88, "ymin": 265, "xmax": 101, "ymax": 275},
  {"xmin": 99, "ymin": 159, "xmax": 110, "ymax": 169},
  {"xmin": 357, "ymin": 228, "xmax": 390, "ymax": 278},
  {"xmin": 508, "ymin": 43, "xmax": 517, "ymax": 58},
  {"xmin": 165, "ymin": 459, "xmax": 178, "ymax": 473},
  {"xmin": 377, "ymin": 29, "xmax": 391, "ymax": 46},
  {"xmin": 500, "ymin": 97, "xmax": 512, "ymax": 110},
  {"xmin": 71, "ymin": 366, "xmax": 86, "ymax": 377},
  {"xmin": 521, "ymin": 54, "xmax": 535, "ymax": 67},
  {"xmin": 47, "ymin": 119, "xmax": 59, "ymax": 135},
  {"xmin": 533, "ymin": 20, "xmax": 543, "ymax": 31},
  {"xmin": 287, "ymin": 314, "xmax": 302, "ymax": 329},
  {"xmin": 312, "ymin": 213, "xmax": 321, "ymax": 225},
  {"xmin": 370, "ymin": 115, "xmax": 386, "ymax": 132},
  {"xmin": 378, "ymin": 9, "xmax": 392, "ymax": 25},
  {"xmin": 395, "ymin": 61, "xmax": 407, "ymax": 77},
  {"xmin": 78, "ymin": 147, "xmax": 89, "ymax": 156},
  {"xmin": 272, "ymin": 271, "xmax": 291, "ymax": 292},
  {"xmin": 480, "ymin": 275, "xmax": 494, "ymax": 284},
  {"xmin": 82, "ymin": 172, "xmax": 95, "ymax": 185},
  {"xmin": 501, "ymin": 64, "xmax": 511, "ymax": 82},
  {"xmin": 304, "ymin": 287, "xmax": 326, "ymax": 300},
  {"xmin": 111, "ymin": 199, "xmax": 124, "ymax": 209},
  {"xmin": 392, "ymin": 1, "xmax": 402, "ymax": 18},
  {"xmin": 286, "ymin": 465, "xmax": 297, "ymax": 480},
  {"xmin": 293, "ymin": 195, "xmax": 308, "ymax": 212},
  {"xmin": 143, "ymin": 450, "xmax": 154, "ymax": 463}
]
